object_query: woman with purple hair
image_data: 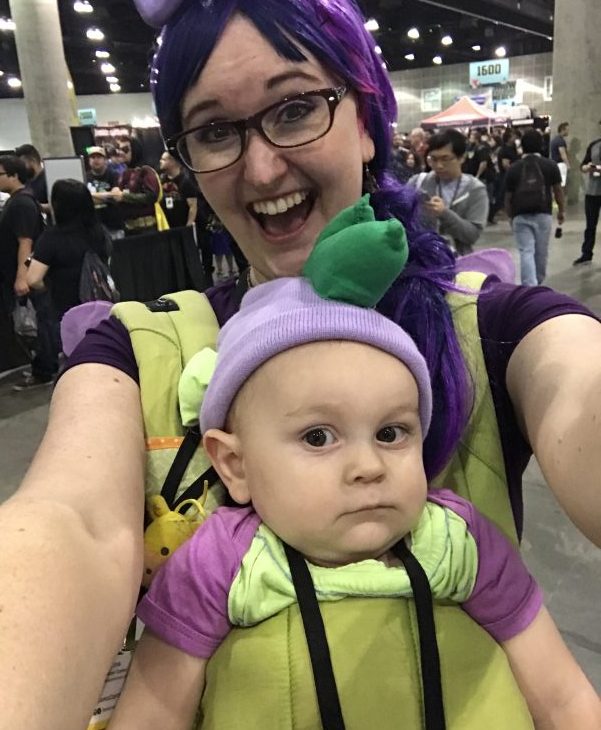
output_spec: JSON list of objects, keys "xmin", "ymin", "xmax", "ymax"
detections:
[{"xmin": 2, "ymin": 0, "xmax": 601, "ymax": 727}]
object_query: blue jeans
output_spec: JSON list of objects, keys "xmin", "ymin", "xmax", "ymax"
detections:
[{"xmin": 512, "ymin": 213, "xmax": 553, "ymax": 286}]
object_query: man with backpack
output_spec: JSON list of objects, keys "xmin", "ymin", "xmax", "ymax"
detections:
[{"xmin": 505, "ymin": 129, "xmax": 564, "ymax": 287}]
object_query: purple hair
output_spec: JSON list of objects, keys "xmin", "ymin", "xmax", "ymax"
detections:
[{"xmin": 151, "ymin": 0, "xmax": 471, "ymax": 479}]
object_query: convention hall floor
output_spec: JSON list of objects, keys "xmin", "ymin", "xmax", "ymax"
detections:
[{"xmin": 1, "ymin": 204, "xmax": 600, "ymax": 691}]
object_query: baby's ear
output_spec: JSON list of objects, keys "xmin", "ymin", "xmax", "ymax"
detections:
[{"xmin": 203, "ymin": 429, "xmax": 250, "ymax": 505}]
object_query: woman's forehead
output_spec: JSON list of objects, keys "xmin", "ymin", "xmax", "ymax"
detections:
[{"xmin": 181, "ymin": 14, "xmax": 329, "ymax": 123}]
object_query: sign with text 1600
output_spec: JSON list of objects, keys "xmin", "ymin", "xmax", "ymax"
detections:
[{"xmin": 469, "ymin": 58, "xmax": 509, "ymax": 86}]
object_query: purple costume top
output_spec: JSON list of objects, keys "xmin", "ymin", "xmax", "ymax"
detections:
[
  {"xmin": 137, "ymin": 490, "xmax": 542, "ymax": 659},
  {"xmin": 64, "ymin": 276, "xmax": 595, "ymax": 538}
]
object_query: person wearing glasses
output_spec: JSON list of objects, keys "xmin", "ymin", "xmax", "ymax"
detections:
[
  {"xmin": 407, "ymin": 128, "xmax": 490, "ymax": 255},
  {"xmin": 2, "ymin": 1, "xmax": 601, "ymax": 728}
]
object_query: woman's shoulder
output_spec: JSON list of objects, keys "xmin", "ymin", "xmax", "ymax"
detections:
[{"xmin": 477, "ymin": 279, "xmax": 597, "ymax": 343}]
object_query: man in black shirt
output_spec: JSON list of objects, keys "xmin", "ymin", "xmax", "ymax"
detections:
[
  {"xmin": 549, "ymin": 122, "xmax": 570, "ymax": 188},
  {"xmin": 15, "ymin": 143, "xmax": 49, "ymax": 212},
  {"xmin": 463, "ymin": 129, "xmax": 497, "ymax": 223},
  {"xmin": 0, "ymin": 155, "xmax": 59, "ymax": 388},
  {"xmin": 159, "ymin": 152, "xmax": 198, "ymax": 229},
  {"xmin": 505, "ymin": 130, "xmax": 564, "ymax": 287},
  {"xmin": 86, "ymin": 146, "xmax": 124, "ymax": 238}
]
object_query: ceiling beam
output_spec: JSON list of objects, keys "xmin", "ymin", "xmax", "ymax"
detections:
[{"xmin": 415, "ymin": 0, "xmax": 553, "ymax": 39}]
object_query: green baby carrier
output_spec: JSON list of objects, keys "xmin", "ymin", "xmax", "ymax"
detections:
[{"xmin": 112, "ymin": 268, "xmax": 532, "ymax": 729}]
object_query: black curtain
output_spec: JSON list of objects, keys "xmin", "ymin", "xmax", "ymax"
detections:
[{"xmin": 110, "ymin": 226, "xmax": 210, "ymax": 302}]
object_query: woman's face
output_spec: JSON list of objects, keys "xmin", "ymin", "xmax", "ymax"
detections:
[{"xmin": 181, "ymin": 15, "xmax": 375, "ymax": 282}]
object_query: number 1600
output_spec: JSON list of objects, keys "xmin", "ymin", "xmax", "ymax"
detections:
[{"xmin": 477, "ymin": 63, "xmax": 503, "ymax": 76}]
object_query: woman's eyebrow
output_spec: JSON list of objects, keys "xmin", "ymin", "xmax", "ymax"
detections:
[
  {"xmin": 182, "ymin": 70, "xmax": 324, "ymax": 127},
  {"xmin": 265, "ymin": 69, "xmax": 323, "ymax": 90}
]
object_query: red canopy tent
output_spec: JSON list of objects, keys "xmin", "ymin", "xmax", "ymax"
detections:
[{"xmin": 421, "ymin": 96, "xmax": 506, "ymax": 128}]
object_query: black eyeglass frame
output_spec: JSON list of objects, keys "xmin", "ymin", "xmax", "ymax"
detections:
[{"xmin": 167, "ymin": 85, "xmax": 348, "ymax": 174}]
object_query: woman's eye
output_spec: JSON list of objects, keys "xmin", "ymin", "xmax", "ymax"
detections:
[
  {"xmin": 275, "ymin": 101, "xmax": 314, "ymax": 125},
  {"xmin": 195, "ymin": 124, "xmax": 236, "ymax": 145},
  {"xmin": 376, "ymin": 425, "xmax": 406, "ymax": 444},
  {"xmin": 302, "ymin": 428, "xmax": 335, "ymax": 448}
]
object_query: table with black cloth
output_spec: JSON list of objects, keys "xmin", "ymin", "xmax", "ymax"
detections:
[{"xmin": 110, "ymin": 226, "xmax": 210, "ymax": 302}]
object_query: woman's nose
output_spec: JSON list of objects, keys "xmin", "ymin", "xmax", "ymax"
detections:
[{"xmin": 242, "ymin": 130, "xmax": 288, "ymax": 190}]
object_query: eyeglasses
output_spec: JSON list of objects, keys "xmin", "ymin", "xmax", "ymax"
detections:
[
  {"xmin": 427, "ymin": 154, "xmax": 458, "ymax": 166},
  {"xmin": 168, "ymin": 86, "xmax": 347, "ymax": 174},
  {"xmin": 0, "ymin": 171, "xmax": 9, "ymax": 176}
]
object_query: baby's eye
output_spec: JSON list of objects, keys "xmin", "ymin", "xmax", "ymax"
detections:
[
  {"xmin": 302, "ymin": 428, "xmax": 336, "ymax": 448},
  {"xmin": 376, "ymin": 425, "xmax": 407, "ymax": 444}
]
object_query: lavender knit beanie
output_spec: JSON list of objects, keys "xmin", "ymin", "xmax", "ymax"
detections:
[{"xmin": 199, "ymin": 277, "xmax": 432, "ymax": 437}]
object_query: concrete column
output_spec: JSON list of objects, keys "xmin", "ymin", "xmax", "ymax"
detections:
[
  {"xmin": 9, "ymin": 0, "xmax": 75, "ymax": 156},
  {"xmin": 552, "ymin": 0, "xmax": 601, "ymax": 203}
]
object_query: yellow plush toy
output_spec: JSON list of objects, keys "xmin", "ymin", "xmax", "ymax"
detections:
[{"xmin": 142, "ymin": 484, "xmax": 209, "ymax": 587}]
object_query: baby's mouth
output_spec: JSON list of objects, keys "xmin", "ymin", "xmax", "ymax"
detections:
[{"xmin": 250, "ymin": 190, "xmax": 316, "ymax": 238}]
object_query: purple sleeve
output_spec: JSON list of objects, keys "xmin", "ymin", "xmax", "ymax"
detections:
[
  {"xmin": 136, "ymin": 506, "xmax": 260, "ymax": 658},
  {"xmin": 62, "ymin": 316, "xmax": 139, "ymax": 384},
  {"xmin": 427, "ymin": 489, "xmax": 543, "ymax": 643},
  {"xmin": 478, "ymin": 280, "xmax": 598, "ymax": 538}
]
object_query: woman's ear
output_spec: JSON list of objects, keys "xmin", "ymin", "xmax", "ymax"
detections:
[
  {"xmin": 358, "ymin": 117, "xmax": 376, "ymax": 164},
  {"xmin": 203, "ymin": 429, "xmax": 250, "ymax": 505}
]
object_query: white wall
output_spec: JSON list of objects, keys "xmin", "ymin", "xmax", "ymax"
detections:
[{"xmin": 0, "ymin": 92, "xmax": 156, "ymax": 151}]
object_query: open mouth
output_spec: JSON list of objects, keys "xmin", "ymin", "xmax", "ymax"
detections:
[{"xmin": 249, "ymin": 190, "xmax": 316, "ymax": 239}]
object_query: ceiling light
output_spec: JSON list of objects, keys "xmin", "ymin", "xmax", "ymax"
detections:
[
  {"xmin": 86, "ymin": 27, "xmax": 104, "ymax": 41},
  {"xmin": 73, "ymin": 1, "xmax": 93, "ymax": 13},
  {"xmin": 95, "ymin": 49, "xmax": 110, "ymax": 58},
  {"xmin": 0, "ymin": 70, "xmax": 4, "ymax": 77},
  {"xmin": 407, "ymin": 27, "xmax": 420, "ymax": 40},
  {"xmin": 472, "ymin": 45, "xmax": 481, "ymax": 51},
  {"xmin": 495, "ymin": 46, "xmax": 507, "ymax": 57},
  {"xmin": 432, "ymin": 55, "xmax": 443, "ymax": 65},
  {"xmin": 8, "ymin": 77, "xmax": 22, "ymax": 88},
  {"xmin": 100, "ymin": 62, "xmax": 116, "ymax": 74},
  {"xmin": 0, "ymin": 17, "xmax": 16, "ymax": 31},
  {"xmin": 67, "ymin": 80, "xmax": 74, "ymax": 89},
  {"xmin": 106, "ymin": 76, "xmax": 119, "ymax": 83},
  {"xmin": 404, "ymin": 53, "xmax": 415, "ymax": 61},
  {"xmin": 364, "ymin": 18, "xmax": 379, "ymax": 32},
  {"xmin": 109, "ymin": 83, "xmax": 121, "ymax": 92},
  {"xmin": 374, "ymin": 45, "xmax": 383, "ymax": 55},
  {"xmin": 441, "ymin": 35, "xmax": 453, "ymax": 46}
]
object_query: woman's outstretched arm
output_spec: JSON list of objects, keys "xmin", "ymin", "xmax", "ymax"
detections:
[{"xmin": 0, "ymin": 364, "xmax": 145, "ymax": 730}]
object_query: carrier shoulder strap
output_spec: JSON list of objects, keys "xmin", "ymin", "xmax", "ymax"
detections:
[{"xmin": 285, "ymin": 540, "xmax": 446, "ymax": 730}]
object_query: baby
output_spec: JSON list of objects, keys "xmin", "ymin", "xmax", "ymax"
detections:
[{"xmin": 109, "ymin": 272, "xmax": 600, "ymax": 729}]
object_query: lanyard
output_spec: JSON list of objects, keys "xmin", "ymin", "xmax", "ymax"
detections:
[{"xmin": 436, "ymin": 176, "xmax": 462, "ymax": 208}]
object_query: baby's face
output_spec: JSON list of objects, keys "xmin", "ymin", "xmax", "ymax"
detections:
[{"xmin": 230, "ymin": 341, "xmax": 428, "ymax": 567}]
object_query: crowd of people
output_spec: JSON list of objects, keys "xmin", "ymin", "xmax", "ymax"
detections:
[
  {"xmin": 1, "ymin": 0, "xmax": 601, "ymax": 728},
  {"xmin": 0, "ymin": 137, "xmax": 248, "ymax": 387}
]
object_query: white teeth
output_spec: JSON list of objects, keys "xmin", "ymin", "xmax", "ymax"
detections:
[{"xmin": 252, "ymin": 191, "xmax": 309, "ymax": 216}]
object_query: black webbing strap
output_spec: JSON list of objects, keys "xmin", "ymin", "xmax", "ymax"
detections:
[
  {"xmin": 173, "ymin": 465, "xmax": 219, "ymax": 509},
  {"xmin": 283, "ymin": 543, "xmax": 346, "ymax": 730},
  {"xmin": 160, "ymin": 427, "xmax": 202, "ymax": 508},
  {"xmin": 391, "ymin": 540, "xmax": 446, "ymax": 730}
]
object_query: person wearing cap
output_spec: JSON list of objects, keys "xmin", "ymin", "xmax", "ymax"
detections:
[
  {"xmin": 86, "ymin": 146, "xmax": 124, "ymax": 240},
  {"xmin": 109, "ymin": 214, "xmax": 600, "ymax": 729}
]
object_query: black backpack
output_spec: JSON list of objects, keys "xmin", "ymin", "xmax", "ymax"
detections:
[
  {"xmin": 511, "ymin": 156, "xmax": 546, "ymax": 215},
  {"xmin": 79, "ymin": 250, "xmax": 120, "ymax": 303}
]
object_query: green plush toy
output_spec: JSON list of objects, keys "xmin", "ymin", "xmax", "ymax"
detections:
[{"xmin": 302, "ymin": 194, "xmax": 409, "ymax": 307}]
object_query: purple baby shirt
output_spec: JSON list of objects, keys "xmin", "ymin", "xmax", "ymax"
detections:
[{"xmin": 137, "ymin": 491, "xmax": 542, "ymax": 659}]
